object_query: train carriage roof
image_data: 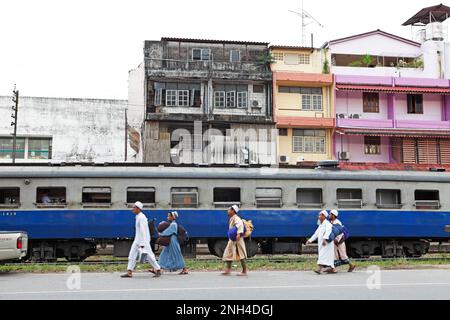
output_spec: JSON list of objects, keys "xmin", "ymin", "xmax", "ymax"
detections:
[{"xmin": 0, "ymin": 165, "xmax": 450, "ymax": 183}]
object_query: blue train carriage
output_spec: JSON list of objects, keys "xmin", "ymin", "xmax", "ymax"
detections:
[{"xmin": 0, "ymin": 165, "xmax": 449, "ymax": 261}]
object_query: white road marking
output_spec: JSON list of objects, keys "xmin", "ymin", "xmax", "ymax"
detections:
[{"xmin": 0, "ymin": 282, "xmax": 449, "ymax": 296}]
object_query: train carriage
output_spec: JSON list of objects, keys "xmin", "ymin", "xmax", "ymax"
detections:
[{"xmin": 0, "ymin": 164, "xmax": 449, "ymax": 261}]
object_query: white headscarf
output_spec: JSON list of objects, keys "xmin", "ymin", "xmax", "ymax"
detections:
[{"xmin": 170, "ymin": 211, "xmax": 179, "ymax": 220}]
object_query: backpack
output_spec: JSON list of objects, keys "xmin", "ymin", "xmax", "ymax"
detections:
[
  {"xmin": 148, "ymin": 219, "xmax": 158, "ymax": 239},
  {"xmin": 242, "ymin": 220, "xmax": 254, "ymax": 238},
  {"xmin": 177, "ymin": 224, "xmax": 189, "ymax": 246},
  {"xmin": 342, "ymin": 226, "xmax": 350, "ymax": 241}
]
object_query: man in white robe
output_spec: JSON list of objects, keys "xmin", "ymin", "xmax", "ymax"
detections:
[
  {"xmin": 121, "ymin": 202, "xmax": 162, "ymax": 278},
  {"xmin": 307, "ymin": 210, "xmax": 337, "ymax": 274}
]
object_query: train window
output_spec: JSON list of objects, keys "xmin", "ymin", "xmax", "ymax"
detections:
[
  {"xmin": 337, "ymin": 189, "xmax": 363, "ymax": 209},
  {"xmin": 213, "ymin": 188, "xmax": 241, "ymax": 208},
  {"xmin": 127, "ymin": 187, "xmax": 156, "ymax": 208},
  {"xmin": 82, "ymin": 187, "xmax": 112, "ymax": 207},
  {"xmin": 0, "ymin": 188, "xmax": 20, "ymax": 208},
  {"xmin": 36, "ymin": 187, "xmax": 67, "ymax": 208},
  {"xmin": 376, "ymin": 189, "xmax": 402, "ymax": 209},
  {"xmin": 171, "ymin": 187, "xmax": 199, "ymax": 208},
  {"xmin": 414, "ymin": 190, "xmax": 441, "ymax": 210},
  {"xmin": 255, "ymin": 188, "xmax": 283, "ymax": 208},
  {"xmin": 297, "ymin": 189, "xmax": 323, "ymax": 208}
]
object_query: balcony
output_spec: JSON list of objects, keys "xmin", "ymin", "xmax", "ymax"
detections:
[
  {"xmin": 337, "ymin": 117, "xmax": 394, "ymax": 129},
  {"xmin": 332, "ymin": 66, "xmax": 426, "ymax": 78},
  {"xmin": 395, "ymin": 120, "xmax": 450, "ymax": 129},
  {"xmin": 145, "ymin": 59, "xmax": 272, "ymax": 81}
]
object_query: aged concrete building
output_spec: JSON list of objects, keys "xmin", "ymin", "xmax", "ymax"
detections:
[
  {"xmin": 128, "ymin": 37, "xmax": 276, "ymax": 165},
  {"xmin": 0, "ymin": 96, "xmax": 127, "ymax": 163}
]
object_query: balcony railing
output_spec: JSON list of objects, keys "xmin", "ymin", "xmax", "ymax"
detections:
[
  {"xmin": 336, "ymin": 117, "xmax": 394, "ymax": 128},
  {"xmin": 336, "ymin": 117, "xmax": 450, "ymax": 130},
  {"xmin": 145, "ymin": 58, "xmax": 268, "ymax": 73}
]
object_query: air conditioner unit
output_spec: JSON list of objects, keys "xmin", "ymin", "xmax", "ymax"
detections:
[
  {"xmin": 251, "ymin": 100, "xmax": 261, "ymax": 108},
  {"xmin": 279, "ymin": 155, "xmax": 290, "ymax": 164},
  {"xmin": 339, "ymin": 152, "xmax": 350, "ymax": 161}
]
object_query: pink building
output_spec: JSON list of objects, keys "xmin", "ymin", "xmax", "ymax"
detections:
[{"xmin": 325, "ymin": 7, "xmax": 450, "ymax": 169}]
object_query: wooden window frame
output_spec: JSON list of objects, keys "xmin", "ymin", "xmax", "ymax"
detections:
[
  {"xmin": 407, "ymin": 94, "xmax": 424, "ymax": 114},
  {"xmin": 364, "ymin": 136, "xmax": 381, "ymax": 155},
  {"xmin": 363, "ymin": 92, "xmax": 380, "ymax": 113}
]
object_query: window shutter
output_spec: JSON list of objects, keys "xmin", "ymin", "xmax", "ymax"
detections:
[
  {"xmin": 418, "ymin": 139, "xmax": 438, "ymax": 164},
  {"xmin": 402, "ymin": 139, "xmax": 417, "ymax": 164},
  {"xmin": 439, "ymin": 139, "xmax": 450, "ymax": 164}
]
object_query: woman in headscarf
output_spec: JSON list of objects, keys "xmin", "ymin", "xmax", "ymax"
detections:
[{"xmin": 156, "ymin": 211, "xmax": 188, "ymax": 275}]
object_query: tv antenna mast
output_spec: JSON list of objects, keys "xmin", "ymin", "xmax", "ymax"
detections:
[{"xmin": 289, "ymin": 0, "xmax": 324, "ymax": 46}]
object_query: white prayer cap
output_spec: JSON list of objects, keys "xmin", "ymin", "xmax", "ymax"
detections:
[
  {"xmin": 319, "ymin": 210, "xmax": 329, "ymax": 218},
  {"xmin": 134, "ymin": 201, "xmax": 144, "ymax": 210},
  {"xmin": 170, "ymin": 211, "xmax": 179, "ymax": 219},
  {"xmin": 330, "ymin": 210, "xmax": 339, "ymax": 217},
  {"xmin": 230, "ymin": 205, "xmax": 240, "ymax": 214}
]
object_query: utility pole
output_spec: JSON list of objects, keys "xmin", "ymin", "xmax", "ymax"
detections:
[{"xmin": 11, "ymin": 86, "xmax": 19, "ymax": 164}]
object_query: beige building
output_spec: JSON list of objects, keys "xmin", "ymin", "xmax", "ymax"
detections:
[{"xmin": 271, "ymin": 46, "xmax": 335, "ymax": 165}]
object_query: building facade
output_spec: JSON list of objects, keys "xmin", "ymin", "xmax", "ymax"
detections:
[
  {"xmin": 0, "ymin": 96, "xmax": 127, "ymax": 163},
  {"xmin": 128, "ymin": 38, "xmax": 276, "ymax": 165},
  {"xmin": 270, "ymin": 46, "xmax": 334, "ymax": 165},
  {"xmin": 327, "ymin": 25, "xmax": 450, "ymax": 168}
]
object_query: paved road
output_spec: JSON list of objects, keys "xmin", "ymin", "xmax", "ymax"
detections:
[{"xmin": 0, "ymin": 269, "xmax": 449, "ymax": 300}]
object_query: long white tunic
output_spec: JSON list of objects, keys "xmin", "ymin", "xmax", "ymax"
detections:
[
  {"xmin": 309, "ymin": 219, "xmax": 335, "ymax": 267},
  {"xmin": 127, "ymin": 212, "xmax": 160, "ymax": 271},
  {"xmin": 134, "ymin": 212, "xmax": 151, "ymax": 247}
]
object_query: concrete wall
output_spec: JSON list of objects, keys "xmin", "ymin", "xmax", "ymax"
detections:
[
  {"xmin": 0, "ymin": 96, "xmax": 127, "ymax": 163},
  {"xmin": 127, "ymin": 63, "xmax": 146, "ymax": 162},
  {"xmin": 395, "ymin": 94, "xmax": 443, "ymax": 121},
  {"xmin": 278, "ymin": 128, "xmax": 333, "ymax": 164},
  {"xmin": 270, "ymin": 48, "xmax": 331, "ymax": 74},
  {"xmin": 276, "ymin": 86, "xmax": 333, "ymax": 118},
  {"xmin": 330, "ymin": 33, "xmax": 421, "ymax": 57},
  {"xmin": 335, "ymin": 135, "xmax": 391, "ymax": 163},
  {"xmin": 336, "ymin": 91, "xmax": 389, "ymax": 120}
]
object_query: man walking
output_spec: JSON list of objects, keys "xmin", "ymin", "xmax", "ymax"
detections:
[
  {"xmin": 306, "ymin": 210, "xmax": 337, "ymax": 274},
  {"xmin": 121, "ymin": 201, "xmax": 162, "ymax": 278},
  {"xmin": 222, "ymin": 205, "xmax": 248, "ymax": 276},
  {"xmin": 329, "ymin": 210, "xmax": 356, "ymax": 272}
]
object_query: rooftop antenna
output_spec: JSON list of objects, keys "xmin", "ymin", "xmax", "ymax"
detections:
[{"xmin": 289, "ymin": 0, "xmax": 324, "ymax": 46}]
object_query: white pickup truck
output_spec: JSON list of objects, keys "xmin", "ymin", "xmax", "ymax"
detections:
[{"xmin": 0, "ymin": 231, "xmax": 28, "ymax": 263}]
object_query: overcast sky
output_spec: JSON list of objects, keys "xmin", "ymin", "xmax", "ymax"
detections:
[{"xmin": 0, "ymin": 0, "xmax": 448, "ymax": 100}]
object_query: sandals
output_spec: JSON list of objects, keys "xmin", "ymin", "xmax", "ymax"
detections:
[
  {"xmin": 152, "ymin": 270, "xmax": 162, "ymax": 278},
  {"xmin": 326, "ymin": 269, "xmax": 338, "ymax": 274},
  {"xmin": 179, "ymin": 270, "xmax": 189, "ymax": 275},
  {"xmin": 121, "ymin": 273, "xmax": 133, "ymax": 278}
]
